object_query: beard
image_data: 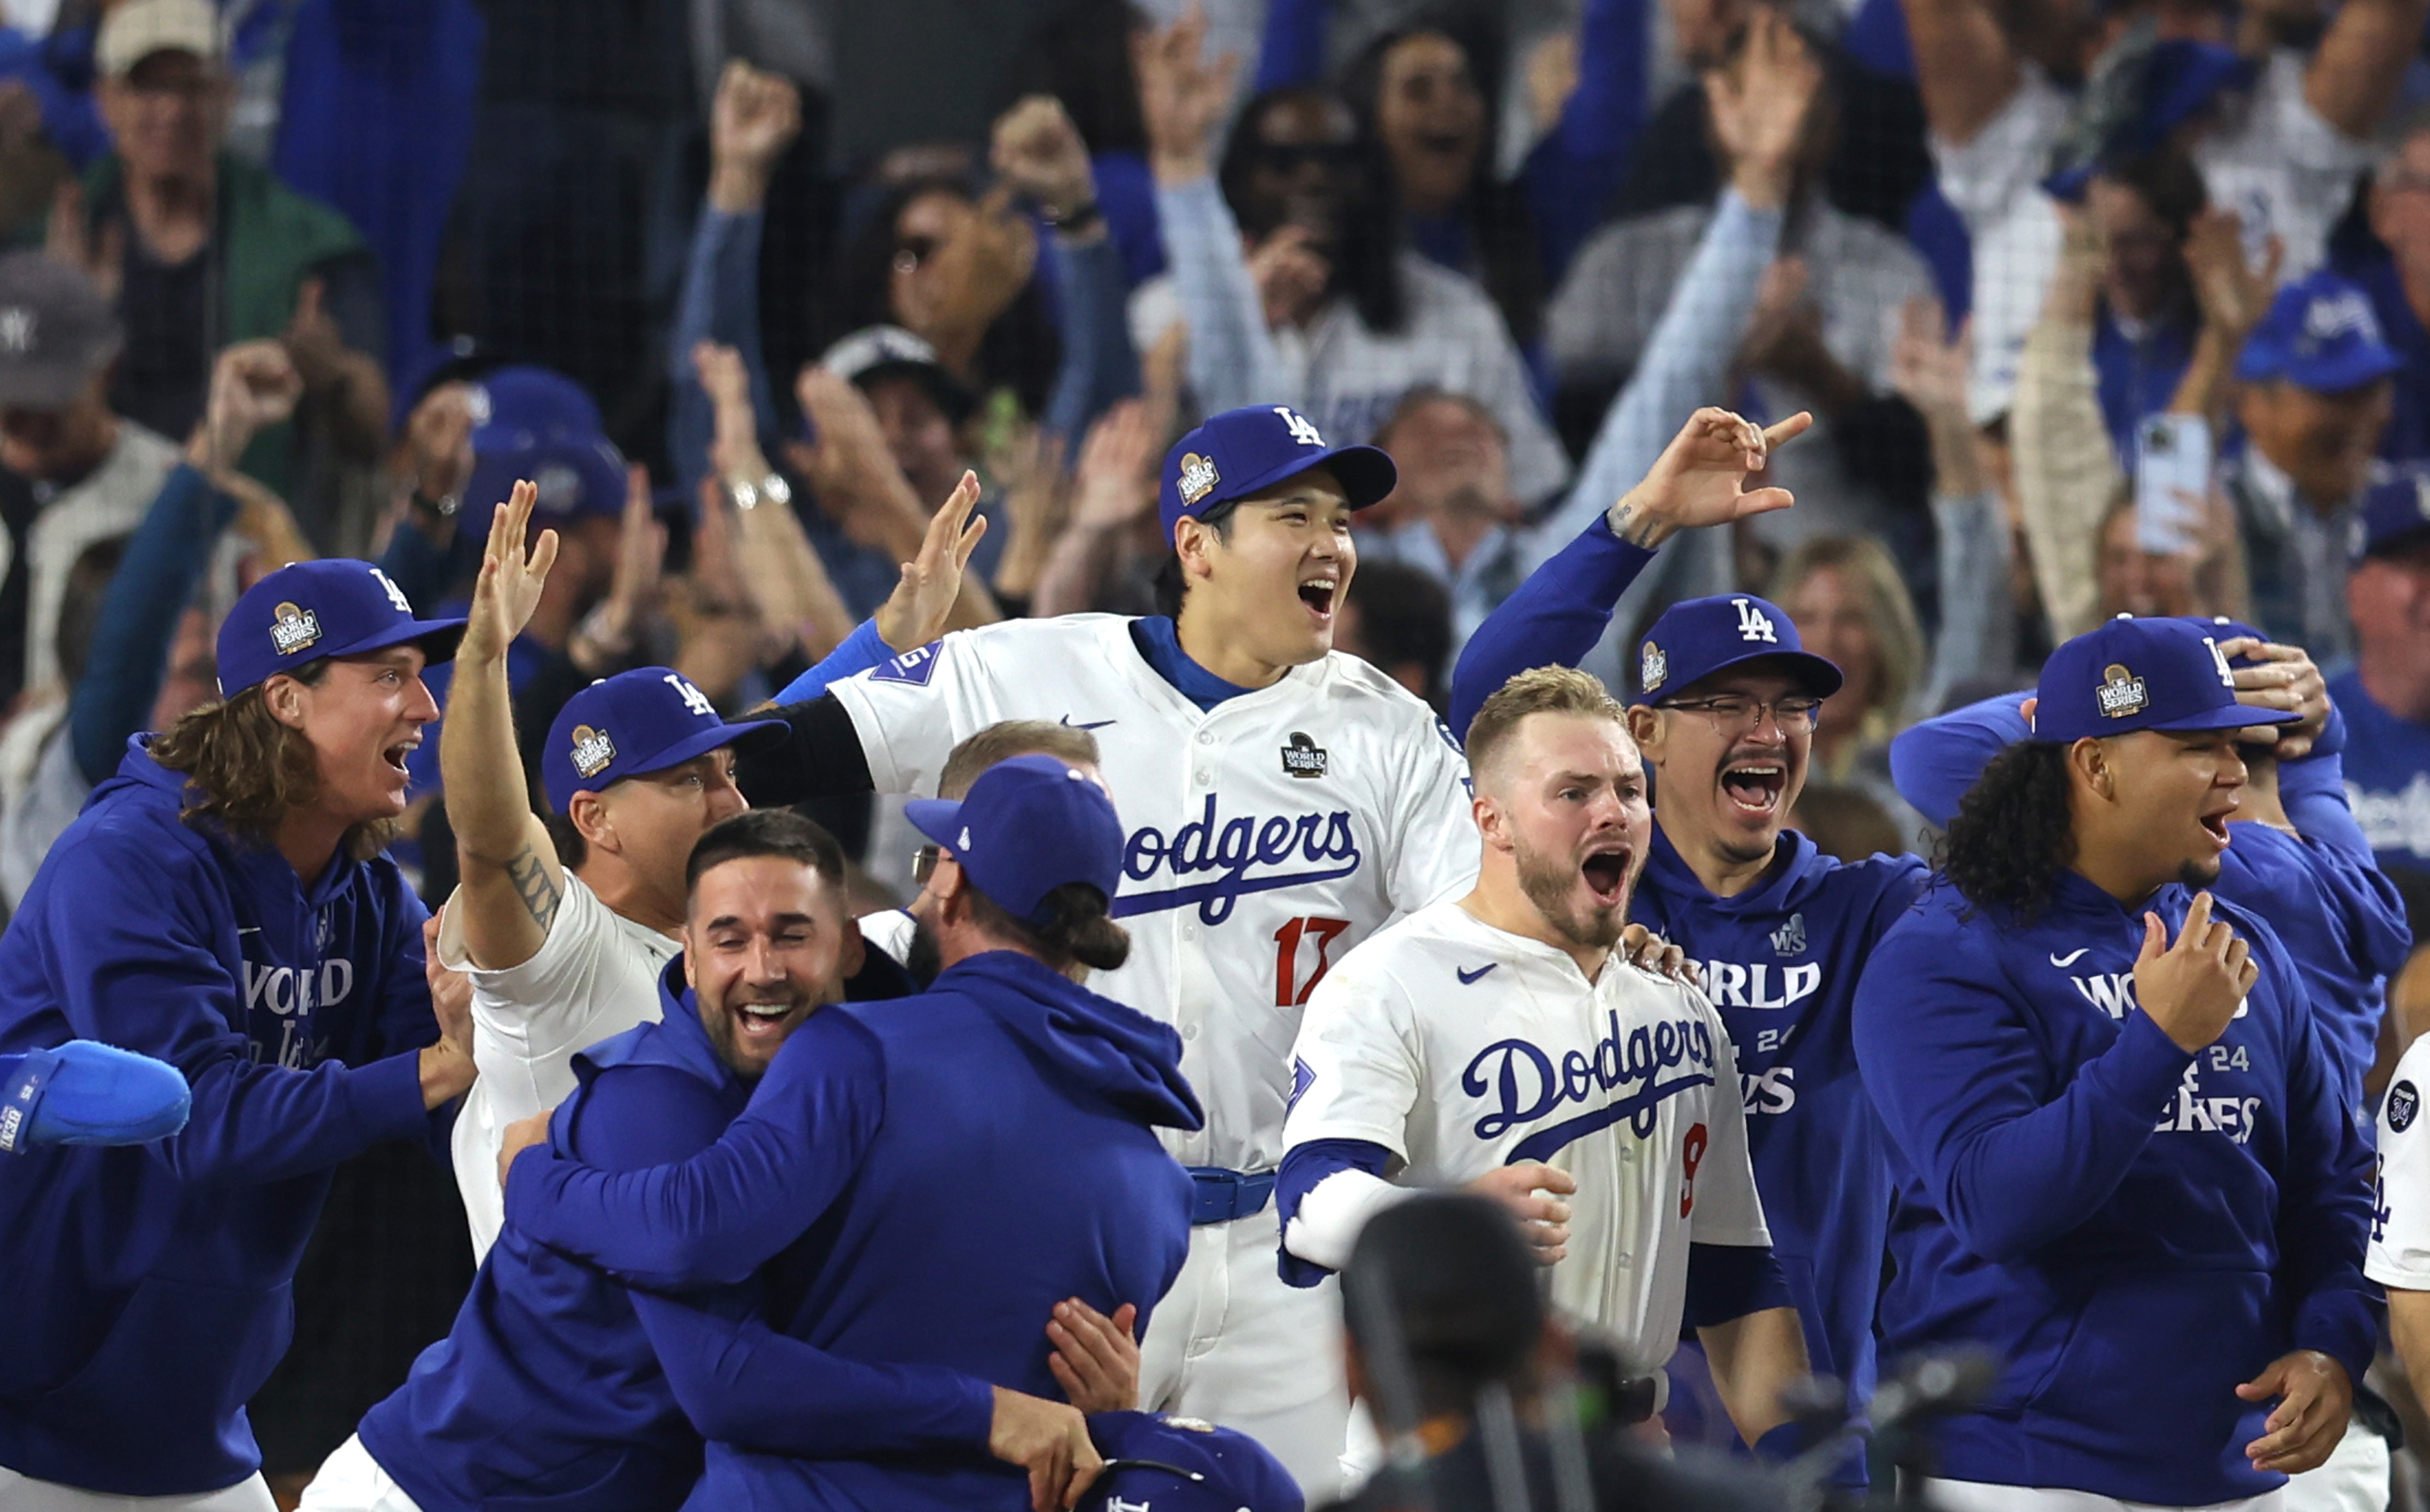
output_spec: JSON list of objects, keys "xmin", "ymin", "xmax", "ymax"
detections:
[
  {"xmin": 2178, "ymin": 855, "xmax": 2223, "ymax": 891},
  {"xmin": 905, "ymin": 914, "xmax": 943, "ymax": 988},
  {"xmin": 1513, "ymin": 836, "xmax": 1626, "ymax": 955}
]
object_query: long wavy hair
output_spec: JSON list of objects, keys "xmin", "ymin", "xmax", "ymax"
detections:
[
  {"xmin": 1940, "ymin": 741, "xmax": 2076, "ymax": 922},
  {"xmin": 148, "ymin": 663, "xmax": 399, "ymax": 864}
]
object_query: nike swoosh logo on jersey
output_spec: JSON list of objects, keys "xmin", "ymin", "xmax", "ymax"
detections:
[
  {"xmin": 1060, "ymin": 715, "xmax": 1118, "ymax": 730},
  {"xmin": 1457, "ymin": 963, "xmax": 1497, "ymax": 985},
  {"xmin": 2048, "ymin": 948, "xmax": 2090, "ymax": 968}
]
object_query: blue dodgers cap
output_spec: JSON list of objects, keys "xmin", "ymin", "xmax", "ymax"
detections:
[
  {"xmin": 2235, "ymin": 271, "xmax": 2404, "ymax": 394},
  {"xmin": 541, "ymin": 667, "xmax": 789, "ymax": 812},
  {"xmin": 2352, "ymin": 465, "xmax": 2430, "ymax": 561},
  {"xmin": 903, "ymin": 753, "xmax": 1124, "ymax": 925},
  {"xmin": 217, "ymin": 559, "xmax": 465, "ymax": 696},
  {"xmin": 2043, "ymin": 38, "xmax": 2252, "ymax": 200},
  {"xmin": 2034, "ymin": 615, "xmax": 2301, "ymax": 742},
  {"xmin": 1632, "ymin": 593, "xmax": 1843, "ymax": 706},
  {"xmin": 1081, "ymin": 1412, "xmax": 1304, "ymax": 1512},
  {"xmin": 461, "ymin": 366, "xmax": 628, "ymax": 538},
  {"xmin": 1157, "ymin": 404, "xmax": 1397, "ymax": 539}
]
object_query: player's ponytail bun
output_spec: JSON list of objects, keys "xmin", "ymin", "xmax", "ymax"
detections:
[
  {"xmin": 966, "ymin": 881, "xmax": 1133, "ymax": 974},
  {"xmin": 1024, "ymin": 882, "xmax": 1132, "ymax": 973},
  {"xmin": 1941, "ymin": 741, "xmax": 2075, "ymax": 923}
]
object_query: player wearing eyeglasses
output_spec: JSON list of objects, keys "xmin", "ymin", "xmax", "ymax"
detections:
[{"xmin": 1446, "ymin": 410, "xmax": 1926, "ymax": 1473}]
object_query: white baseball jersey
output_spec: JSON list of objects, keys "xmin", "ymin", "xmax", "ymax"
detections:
[
  {"xmin": 827, "ymin": 614, "xmax": 1478, "ymax": 1171},
  {"xmin": 2367, "ymin": 1035, "xmax": 2430, "ymax": 1292},
  {"xmin": 437, "ymin": 872, "xmax": 678, "ymax": 1260},
  {"xmin": 1281, "ymin": 900, "xmax": 1769, "ymax": 1366}
]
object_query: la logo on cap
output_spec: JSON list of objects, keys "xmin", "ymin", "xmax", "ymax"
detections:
[
  {"xmin": 2097, "ymin": 662, "xmax": 2148, "ymax": 719},
  {"xmin": 0, "ymin": 307, "xmax": 31, "ymax": 354},
  {"xmin": 1640, "ymin": 640, "xmax": 1668, "ymax": 693},
  {"xmin": 270, "ymin": 601, "xmax": 321, "ymax": 655},
  {"xmin": 1733, "ymin": 598, "xmax": 1778, "ymax": 644},
  {"xmin": 1178, "ymin": 451, "xmax": 1219, "ymax": 505},
  {"xmin": 569, "ymin": 724, "xmax": 616, "ymax": 779}
]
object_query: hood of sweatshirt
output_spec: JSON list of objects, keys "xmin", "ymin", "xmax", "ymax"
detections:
[{"xmin": 933, "ymin": 950, "xmax": 1203, "ymax": 1132}]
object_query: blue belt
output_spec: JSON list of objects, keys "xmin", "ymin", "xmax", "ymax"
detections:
[{"xmin": 1186, "ymin": 1166, "xmax": 1275, "ymax": 1226}]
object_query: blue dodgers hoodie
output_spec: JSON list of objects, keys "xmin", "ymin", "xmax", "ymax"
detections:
[
  {"xmin": 0, "ymin": 739, "xmax": 443, "ymax": 1496},
  {"xmin": 1853, "ymin": 874, "xmax": 2378, "ymax": 1504},
  {"xmin": 504, "ymin": 949, "xmax": 1202, "ymax": 1512},
  {"xmin": 1890, "ymin": 696, "xmax": 2411, "ymax": 1104},
  {"xmin": 359, "ymin": 961, "xmax": 991, "ymax": 1512},
  {"xmin": 1631, "ymin": 827, "xmax": 1925, "ymax": 1408}
]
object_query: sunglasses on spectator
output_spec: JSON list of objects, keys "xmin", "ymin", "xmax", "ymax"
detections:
[
  {"xmin": 1254, "ymin": 142, "xmax": 1353, "ymax": 172},
  {"xmin": 1655, "ymin": 694, "xmax": 1824, "ymax": 734},
  {"xmin": 913, "ymin": 844, "xmax": 947, "ymax": 884}
]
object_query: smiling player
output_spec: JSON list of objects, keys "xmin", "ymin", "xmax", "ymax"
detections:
[
  {"xmin": 1278, "ymin": 667, "xmax": 1810, "ymax": 1474},
  {"xmin": 1854, "ymin": 615, "xmax": 2376, "ymax": 1510},
  {"xmin": 0, "ymin": 559, "xmax": 477, "ymax": 1510},
  {"xmin": 1445, "ymin": 411, "xmax": 1927, "ymax": 1456},
  {"xmin": 731, "ymin": 403, "xmax": 1470, "ymax": 1490}
]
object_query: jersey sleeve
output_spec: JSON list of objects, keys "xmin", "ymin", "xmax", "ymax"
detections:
[
  {"xmin": 1282, "ymin": 959, "xmax": 1425, "ymax": 1156},
  {"xmin": 1688, "ymin": 993, "xmax": 1771, "ymax": 1248},
  {"xmin": 823, "ymin": 632, "xmax": 996, "ymax": 795},
  {"xmin": 454, "ymin": 876, "xmax": 648, "ymax": 1064},
  {"xmin": 1380, "ymin": 715, "xmax": 1481, "ymax": 914},
  {"xmin": 2370, "ymin": 1036, "xmax": 2430, "ymax": 1291}
]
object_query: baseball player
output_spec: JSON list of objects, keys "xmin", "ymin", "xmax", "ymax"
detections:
[
  {"xmin": 734, "ymin": 402, "xmax": 1471, "ymax": 1489},
  {"xmin": 1857, "ymin": 617, "xmax": 2376, "ymax": 1510},
  {"xmin": 2367, "ymin": 1024, "xmax": 2430, "ymax": 1486},
  {"xmin": 438, "ymin": 479, "xmax": 976, "ymax": 1257},
  {"xmin": 0, "ymin": 558, "xmax": 476, "ymax": 1510},
  {"xmin": 1445, "ymin": 411, "xmax": 1923, "ymax": 1450},
  {"xmin": 498, "ymin": 754, "xmax": 1202, "ymax": 1512},
  {"xmin": 298, "ymin": 809, "xmax": 1140, "ymax": 1512},
  {"xmin": 1889, "ymin": 620, "xmax": 2409, "ymax": 1117},
  {"xmin": 1280, "ymin": 666, "xmax": 1809, "ymax": 1469},
  {"xmin": 731, "ymin": 402, "xmax": 1766, "ymax": 1490}
]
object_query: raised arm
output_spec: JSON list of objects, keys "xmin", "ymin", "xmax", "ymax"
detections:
[
  {"xmin": 1451, "ymin": 408, "xmax": 1810, "ymax": 732},
  {"xmin": 993, "ymin": 95, "xmax": 1140, "ymax": 445},
  {"xmin": 694, "ymin": 341, "xmax": 856, "ymax": 662},
  {"xmin": 2010, "ymin": 211, "xmax": 2118, "ymax": 645},
  {"xmin": 669, "ymin": 61, "xmax": 798, "ymax": 501},
  {"xmin": 1890, "ymin": 298, "xmax": 2015, "ymax": 714},
  {"xmin": 1136, "ymin": 6, "xmax": 1286, "ymax": 416},
  {"xmin": 74, "ymin": 341, "xmax": 297, "ymax": 782},
  {"xmin": 440, "ymin": 481, "xmax": 564, "ymax": 973},
  {"xmin": 2304, "ymin": 0, "xmax": 2430, "ymax": 143}
]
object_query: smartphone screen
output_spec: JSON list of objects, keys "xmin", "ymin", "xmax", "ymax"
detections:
[{"xmin": 2134, "ymin": 414, "xmax": 2211, "ymax": 556}]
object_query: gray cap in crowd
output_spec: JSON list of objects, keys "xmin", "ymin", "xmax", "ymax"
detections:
[{"xmin": 0, "ymin": 254, "xmax": 122, "ymax": 410}]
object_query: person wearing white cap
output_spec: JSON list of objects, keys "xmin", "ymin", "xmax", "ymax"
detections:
[{"xmin": 58, "ymin": 0, "xmax": 388, "ymax": 518}]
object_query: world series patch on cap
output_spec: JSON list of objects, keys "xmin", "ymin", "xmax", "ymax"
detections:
[
  {"xmin": 541, "ymin": 668, "xmax": 789, "ymax": 813},
  {"xmin": 2032, "ymin": 615, "xmax": 2299, "ymax": 744},
  {"xmin": 217, "ymin": 559, "xmax": 467, "ymax": 697},
  {"xmin": 1157, "ymin": 405, "xmax": 1397, "ymax": 539}
]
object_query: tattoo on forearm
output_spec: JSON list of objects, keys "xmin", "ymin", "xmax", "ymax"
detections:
[
  {"xmin": 1609, "ymin": 496, "xmax": 1663, "ymax": 548},
  {"xmin": 506, "ymin": 845, "xmax": 561, "ymax": 932}
]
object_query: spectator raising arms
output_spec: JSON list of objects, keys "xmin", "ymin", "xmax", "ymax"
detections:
[{"xmin": 1134, "ymin": 4, "xmax": 1569, "ymax": 508}]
